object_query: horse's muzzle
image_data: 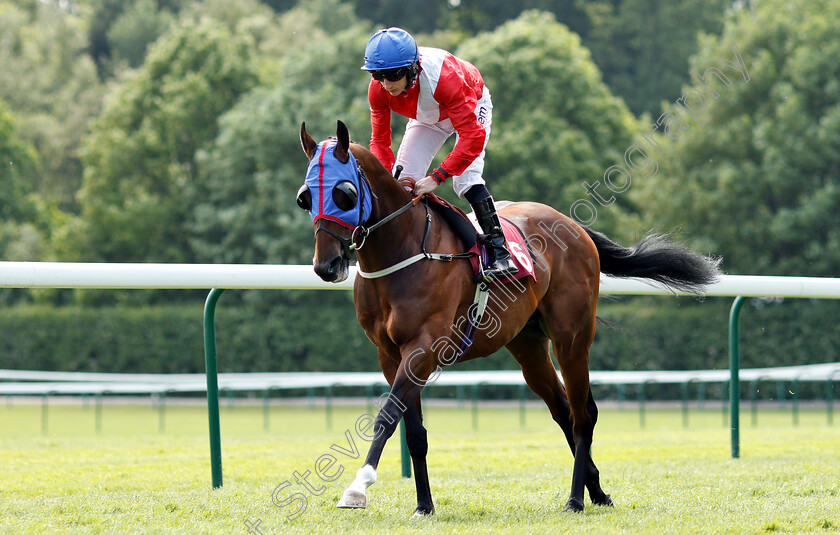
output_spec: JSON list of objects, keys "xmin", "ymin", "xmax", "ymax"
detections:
[{"xmin": 314, "ymin": 255, "xmax": 349, "ymax": 283}]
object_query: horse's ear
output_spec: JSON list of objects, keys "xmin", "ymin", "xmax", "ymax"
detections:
[
  {"xmin": 300, "ymin": 122, "xmax": 318, "ymax": 160},
  {"xmin": 334, "ymin": 120, "xmax": 350, "ymax": 164}
]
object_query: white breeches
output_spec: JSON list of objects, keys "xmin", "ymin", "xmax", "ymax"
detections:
[{"xmin": 394, "ymin": 86, "xmax": 493, "ymax": 199}]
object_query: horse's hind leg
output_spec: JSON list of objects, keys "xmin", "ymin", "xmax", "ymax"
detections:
[
  {"xmin": 546, "ymin": 292, "xmax": 605, "ymax": 513},
  {"xmin": 507, "ymin": 320, "xmax": 612, "ymax": 511}
]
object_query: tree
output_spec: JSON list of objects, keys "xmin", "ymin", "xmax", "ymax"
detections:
[
  {"xmin": 0, "ymin": 98, "xmax": 49, "ymax": 289},
  {"xmin": 347, "ymin": 0, "xmax": 726, "ymax": 119},
  {"xmin": 347, "ymin": 0, "xmax": 588, "ymax": 40},
  {"xmin": 0, "ymin": 100, "xmax": 38, "ymax": 224},
  {"xmin": 580, "ymin": 0, "xmax": 730, "ymax": 117},
  {"xmin": 455, "ymin": 11, "xmax": 641, "ymax": 237},
  {"xmin": 447, "ymin": 0, "xmax": 588, "ymax": 37},
  {"xmin": 70, "ymin": 18, "xmax": 259, "ymax": 263},
  {"xmin": 189, "ymin": 3, "xmax": 372, "ymax": 266},
  {"xmin": 106, "ymin": 0, "xmax": 175, "ymax": 68},
  {"xmin": 0, "ymin": 0, "xmax": 103, "ymax": 210},
  {"xmin": 631, "ymin": 0, "xmax": 840, "ymax": 276},
  {"xmin": 83, "ymin": 0, "xmax": 188, "ymax": 76},
  {"xmin": 188, "ymin": 1, "xmax": 372, "ymax": 321}
]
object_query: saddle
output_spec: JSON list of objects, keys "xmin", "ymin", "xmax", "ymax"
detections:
[{"xmin": 397, "ymin": 178, "xmax": 537, "ymax": 286}]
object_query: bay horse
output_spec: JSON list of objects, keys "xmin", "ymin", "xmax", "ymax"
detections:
[{"xmin": 297, "ymin": 120, "xmax": 720, "ymax": 517}]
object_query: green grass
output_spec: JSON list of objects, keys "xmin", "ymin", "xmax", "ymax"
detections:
[{"xmin": 1, "ymin": 400, "xmax": 838, "ymax": 534}]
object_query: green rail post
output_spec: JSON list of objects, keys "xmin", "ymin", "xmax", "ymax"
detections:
[
  {"xmin": 95, "ymin": 394, "xmax": 103, "ymax": 434},
  {"xmin": 307, "ymin": 387, "xmax": 316, "ymax": 410},
  {"xmin": 203, "ymin": 288, "xmax": 226, "ymax": 489},
  {"xmin": 827, "ymin": 375, "xmax": 835, "ymax": 425},
  {"xmin": 41, "ymin": 394, "xmax": 48, "ymax": 435},
  {"xmin": 365, "ymin": 384, "xmax": 374, "ymax": 415},
  {"xmin": 400, "ymin": 419, "xmax": 411, "ymax": 478},
  {"xmin": 681, "ymin": 382, "xmax": 689, "ymax": 429},
  {"xmin": 159, "ymin": 392, "xmax": 167, "ymax": 434},
  {"xmin": 776, "ymin": 381, "xmax": 786, "ymax": 409},
  {"xmin": 472, "ymin": 384, "xmax": 480, "ymax": 431},
  {"xmin": 263, "ymin": 389, "xmax": 271, "ymax": 432},
  {"xmin": 638, "ymin": 382, "xmax": 646, "ymax": 429},
  {"xmin": 326, "ymin": 385, "xmax": 334, "ymax": 432},
  {"xmin": 728, "ymin": 295, "xmax": 747, "ymax": 459},
  {"xmin": 722, "ymin": 381, "xmax": 729, "ymax": 426}
]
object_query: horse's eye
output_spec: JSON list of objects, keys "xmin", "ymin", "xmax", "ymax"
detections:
[
  {"xmin": 296, "ymin": 184, "xmax": 312, "ymax": 211},
  {"xmin": 333, "ymin": 180, "xmax": 358, "ymax": 211}
]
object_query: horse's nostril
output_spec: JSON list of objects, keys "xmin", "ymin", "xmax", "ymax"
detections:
[
  {"xmin": 329, "ymin": 256, "xmax": 343, "ymax": 271},
  {"xmin": 314, "ymin": 255, "xmax": 343, "ymax": 281}
]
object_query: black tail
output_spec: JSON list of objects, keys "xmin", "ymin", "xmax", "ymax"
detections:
[{"xmin": 582, "ymin": 227, "xmax": 722, "ymax": 295}]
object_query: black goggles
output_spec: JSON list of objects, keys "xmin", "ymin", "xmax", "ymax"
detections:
[{"xmin": 370, "ymin": 67, "xmax": 408, "ymax": 82}]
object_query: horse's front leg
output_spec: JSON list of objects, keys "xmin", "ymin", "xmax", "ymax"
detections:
[
  {"xmin": 337, "ymin": 344, "xmax": 433, "ymax": 512},
  {"xmin": 404, "ymin": 395, "xmax": 434, "ymax": 516}
]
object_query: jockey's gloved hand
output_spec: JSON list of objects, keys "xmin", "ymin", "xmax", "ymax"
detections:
[{"xmin": 413, "ymin": 176, "xmax": 439, "ymax": 197}]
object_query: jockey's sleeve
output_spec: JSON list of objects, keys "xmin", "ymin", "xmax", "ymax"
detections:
[
  {"xmin": 433, "ymin": 73, "xmax": 486, "ymax": 182},
  {"xmin": 368, "ymin": 79, "xmax": 396, "ymax": 171}
]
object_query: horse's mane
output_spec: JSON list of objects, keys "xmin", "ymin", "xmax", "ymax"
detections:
[{"xmin": 349, "ymin": 143, "xmax": 413, "ymax": 203}]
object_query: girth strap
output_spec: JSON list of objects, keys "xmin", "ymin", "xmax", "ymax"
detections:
[{"xmin": 356, "ymin": 252, "xmax": 467, "ymax": 279}]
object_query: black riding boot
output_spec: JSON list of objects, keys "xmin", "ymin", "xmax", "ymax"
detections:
[{"xmin": 470, "ymin": 196, "xmax": 519, "ymax": 281}]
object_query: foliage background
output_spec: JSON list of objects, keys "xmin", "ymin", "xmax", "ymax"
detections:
[{"xmin": 1, "ymin": 0, "xmax": 838, "ymax": 392}]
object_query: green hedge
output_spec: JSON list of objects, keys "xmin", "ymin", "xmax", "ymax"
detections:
[
  {"xmin": 0, "ymin": 304, "xmax": 207, "ymax": 373},
  {"xmin": 592, "ymin": 296, "xmax": 840, "ymax": 372},
  {"xmin": 1, "ymin": 296, "xmax": 837, "ymax": 383}
]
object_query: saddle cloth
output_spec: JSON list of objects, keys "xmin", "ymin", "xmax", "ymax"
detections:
[{"xmin": 465, "ymin": 212, "xmax": 538, "ymax": 286}]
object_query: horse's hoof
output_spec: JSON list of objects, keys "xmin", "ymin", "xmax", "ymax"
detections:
[
  {"xmin": 593, "ymin": 494, "xmax": 614, "ymax": 507},
  {"xmin": 563, "ymin": 498, "xmax": 585, "ymax": 512},
  {"xmin": 410, "ymin": 506, "xmax": 435, "ymax": 519},
  {"xmin": 409, "ymin": 510, "xmax": 433, "ymax": 519},
  {"xmin": 336, "ymin": 489, "xmax": 367, "ymax": 509}
]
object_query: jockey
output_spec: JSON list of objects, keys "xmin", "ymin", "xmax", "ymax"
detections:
[{"xmin": 361, "ymin": 27, "xmax": 518, "ymax": 281}]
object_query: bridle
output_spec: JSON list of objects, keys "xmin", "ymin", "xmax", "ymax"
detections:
[
  {"xmin": 348, "ymin": 195, "xmax": 420, "ymax": 251},
  {"xmin": 305, "ymin": 160, "xmax": 474, "ymax": 279},
  {"xmin": 315, "ymin": 219, "xmax": 356, "ymax": 263},
  {"xmin": 315, "ymin": 193, "xmax": 419, "ymax": 269},
  {"xmin": 314, "ymin": 163, "xmax": 418, "ymax": 258}
]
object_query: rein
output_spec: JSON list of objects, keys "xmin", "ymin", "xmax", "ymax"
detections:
[
  {"xmin": 355, "ymin": 199, "xmax": 475, "ymax": 279},
  {"xmin": 349, "ymin": 195, "xmax": 418, "ymax": 252}
]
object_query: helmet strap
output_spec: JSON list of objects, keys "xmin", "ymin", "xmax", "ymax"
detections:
[{"xmin": 405, "ymin": 63, "xmax": 419, "ymax": 91}]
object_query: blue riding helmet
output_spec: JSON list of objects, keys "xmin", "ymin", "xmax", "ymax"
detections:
[{"xmin": 361, "ymin": 27, "xmax": 419, "ymax": 71}]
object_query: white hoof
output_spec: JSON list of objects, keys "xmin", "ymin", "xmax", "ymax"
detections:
[{"xmin": 336, "ymin": 489, "xmax": 367, "ymax": 509}]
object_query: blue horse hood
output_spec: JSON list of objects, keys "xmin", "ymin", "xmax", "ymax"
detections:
[{"xmin": 304, "ymin": 140, "xmax": 372, "ymax": 229}]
